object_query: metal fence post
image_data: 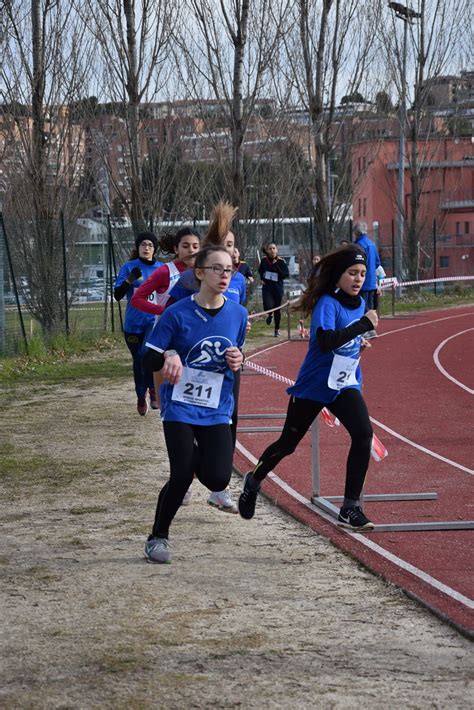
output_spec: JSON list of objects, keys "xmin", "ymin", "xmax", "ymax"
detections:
[
  {"xmin": 60, "ymin": 211, "xmax": 70, "ymax": 336},
  {"xmin": 0, "ymin": 213, "xmax": 28, "ymax": 353}
]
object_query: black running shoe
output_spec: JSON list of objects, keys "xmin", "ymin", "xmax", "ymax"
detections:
[
  {"xmin": 238, "ymin": 472, "xmax": 260, "ymax": 520},
  {"xmin": 338, "ymin": 506, "xmax": 374, "ymax": 531}
]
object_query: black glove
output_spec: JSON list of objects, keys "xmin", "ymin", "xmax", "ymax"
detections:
[{"xmin": 127, "ymin": 266, "xmax": 142, "ymax": 283}]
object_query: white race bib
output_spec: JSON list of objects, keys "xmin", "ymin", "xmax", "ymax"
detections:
[
  {"xmin": 264, "ymin": 270, "xmax": 278, "ymax": 282},
  {"xmin": 171, "ymin": 366, "xmax": 224, "ymax": 409},
  {"xmin": 328, "ymin": 353, "xmax": 360, "ymax": 390}
]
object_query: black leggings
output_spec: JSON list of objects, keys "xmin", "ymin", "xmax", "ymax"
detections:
[
  {"xmin": 124, "ymin": 331, "xmax": 154, "ymax": 398},
  {"xmin": 262, "ymin": 285, "xmax": 284, "ymax": 330},
  {"xmin": 152, "ymin": 422, "xmax": 233, "ymax": 538},
  {"xmin": 252, "ymin": 388, "xmax": 373, "ymax": 502}
]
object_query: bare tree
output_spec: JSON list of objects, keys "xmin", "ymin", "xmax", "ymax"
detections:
[
  {"xmin": 1, "ymin": 0, "xmax": 93, "ymax": 335},
  {"xmin": 275, "ymin": 0, "xmax": 383, "ymax": 255},
  {"xmin": 176, "ymin": 0, "xmax": 289, "ymax": 229},
  {"xmin": 76, "ymin": 0, "xmax": 179, "ymax": 233}
]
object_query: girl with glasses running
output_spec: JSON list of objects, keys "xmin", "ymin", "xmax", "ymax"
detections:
[
  {"xmin": 166, "ymin": 201, "xmax": 247, "ymax": 513},
  {"xmin": 238, "ymin": 245, "xmax": 379, "ymax": 531},
  {"xmin": 142, "ymin": 245, "xmax": 247, "ymax": 563}
]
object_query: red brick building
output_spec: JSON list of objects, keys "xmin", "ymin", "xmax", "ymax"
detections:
[{"xmin": 352, "ymin": 137, "xmax": 474, "ymax": 278}]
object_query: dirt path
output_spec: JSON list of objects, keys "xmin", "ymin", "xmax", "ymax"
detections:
[{"xmin": 0, "ymin": 368, "xmax": 472, "ymax": 709}]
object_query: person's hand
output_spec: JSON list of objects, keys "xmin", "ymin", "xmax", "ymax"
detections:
[
  {"xmin": 225, "ymin": 346, "xmax": 244, "ymax": 371},
  {"xmin": 162, "ymin": 353, "xmax": 182, "ymax": 385},
  {"xmin": 127, "ymin": 266, "xmax": 142, "ymax": 283},
  {"xmin": 246, "ymin": 319, "xmax": 252, "ymax": 333},
  {"xmin": 365, "ymin": 309, "xmax": 378, "ymax": 328},
  {"xmin": 360, "ymin": 337, "xmax": 372, "ymax": 350}
]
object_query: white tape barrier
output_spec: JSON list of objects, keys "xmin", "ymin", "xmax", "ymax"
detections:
[{"xmin": 381, "ymin": 274, "xmax": 474, "ymax": 290}]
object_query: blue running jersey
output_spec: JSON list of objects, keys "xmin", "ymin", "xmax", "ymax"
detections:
[
  {"xmin": 145, "ymin": 295, "xmax": 248, "ymax": 425},
  {"xmin": 288, "ymin": 293, "xmax": 366, "ymax": 404},
  {"xmin": 115, "ymin": 258, "xmax": 162, "ymax": 332}
]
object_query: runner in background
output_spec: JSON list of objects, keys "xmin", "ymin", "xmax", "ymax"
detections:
[
  {"xmin": 239, "ymin": 244, "xmax": 379, "ymax": 531},
  {"xmin": 131, "ymin": 228, "xmax": 201, "ymax": 318},
  {"xmin": 130, "ymin": 227, "xmax": 201, "ymax": 424},
  {"xmin": 258, "ymin": 242, "xmax": 289, "ymax": 337},
  {"xmin": 142, "ymin": 245, "xmax": 247, "ymax": 564},
  {"xmin": 233, "ymin": 248, "xmax": 254, "ymax": 287},
  {"xmin": 167, "ymin": 201, "xmax": 247, "ymax": 513},
  {"xmin": 114, "ymin": 232, "xmax": 162, "ymax": 416}
]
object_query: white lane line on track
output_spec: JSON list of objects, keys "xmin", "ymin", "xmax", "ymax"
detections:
[
  {"xmin": 433, "ymin": 328, "xmax": 474, "ymax": 395},
  {"xmin": 369, "ymin": 417, "xmax": 474, "ymax": 475},
  {"xmin": 377, "ymin": 310, "xmax": 473, "ymax": 338},
  {"xmin": 235, "ymin": 439, "xmax": 474, "ymax": 610}
]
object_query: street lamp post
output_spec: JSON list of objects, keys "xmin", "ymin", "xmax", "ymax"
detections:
[
  {"xmin": 396, "ymin": 17, "xmax": 408, "ymax": 282},
  {"xmin": 389, "ymin": 2, "xmax": 421, "ymax": 281}
]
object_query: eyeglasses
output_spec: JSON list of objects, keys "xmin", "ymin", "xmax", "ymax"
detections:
[
  {"xmin": 139, "ymin": 241, "xmax": 155, "ymax": 249},
  {"xmin": 201, "ymin": 265, "xmax": 234, "ymax": 276}
]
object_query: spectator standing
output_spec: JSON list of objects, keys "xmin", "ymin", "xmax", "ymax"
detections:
[{"xmin": 352, "ymin": 222, "xmax": 381, "ymax": 310}]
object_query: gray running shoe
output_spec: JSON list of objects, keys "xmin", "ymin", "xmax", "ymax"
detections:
[{"xmin": 144, "ymin": 537, "xmax": 172, "ymax": 563}]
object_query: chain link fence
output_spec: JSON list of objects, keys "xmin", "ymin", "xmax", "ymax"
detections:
[{"xmin": 1, "ymin": 213, "xmax": 472, "ymax": 356}]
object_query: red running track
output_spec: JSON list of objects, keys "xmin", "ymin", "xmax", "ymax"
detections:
[{"xmin": 235, "ymin": 305, "xmax": 474, "ymax": 636}]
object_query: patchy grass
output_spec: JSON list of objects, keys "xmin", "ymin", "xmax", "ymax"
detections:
[
  {"xmin": 0, "ymin": 441, "xmax": 144, "ymax": 500},
  {"xmin": 0, "ymin": 334, "xmax": 128, "ymax": 386}
]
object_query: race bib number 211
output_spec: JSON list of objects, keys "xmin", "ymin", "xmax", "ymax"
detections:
[{"xmin": 171, "ymin": 366, "xmax": 224, "ymax": 409}]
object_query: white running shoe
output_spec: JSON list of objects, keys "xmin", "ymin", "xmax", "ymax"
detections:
[
  {"xmin": 207, "ymin": 488, "xmax": 238, "ymax": 514},
  {"xmin": 181, "ymin": 484, "xmax": 193, "ymax": 506}
]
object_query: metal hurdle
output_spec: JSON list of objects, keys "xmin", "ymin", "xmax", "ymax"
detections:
[{"xmin": 237, "ymin": 405, "xmax": 474, "ymax": 532}]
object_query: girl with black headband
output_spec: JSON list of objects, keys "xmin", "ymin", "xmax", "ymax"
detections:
[
  {"xmin": 114, "ymin": 232, "xmax": 163, "ymax": 416},
  {"xmin": 238, "ymin": 244, "xmax": 379, "ymax": 531}
]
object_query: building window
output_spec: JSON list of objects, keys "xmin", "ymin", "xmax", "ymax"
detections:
[
  {"xmin": 440, "ymin": 256, "xmax": 449, "ymax": 269},
  {"xmin": 455, "ymin": 222, "xmax": 461, "ymax": 235},
  {"xmin": 363, "ymin": 198, "xmax": 367, "ymax": 217},
  {"xmin": 358, "ymin": 198, "xmax": 361, "ymax": 215},
  {"xmin": 465, "ymin": 222, "xmax": 470, "ymax": 234}
]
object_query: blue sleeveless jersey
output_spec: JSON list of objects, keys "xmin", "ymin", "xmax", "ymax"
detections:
[
  {"xmin": 145, "ymin": 295, "xmax": 248, "ymax": 425},
  {"xmin": 288, "ymin": 293, "xmax": 365, "ymax": 404}
]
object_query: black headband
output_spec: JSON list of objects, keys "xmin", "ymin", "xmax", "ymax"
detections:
[{"xmin": 331, "ymin": 247, "xmax": 367, "ymax": 283}]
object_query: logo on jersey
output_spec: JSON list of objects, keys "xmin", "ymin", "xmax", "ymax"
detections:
[{"xmin": 186, "ymin": 336, "xmax": 232, "ymax": 371}]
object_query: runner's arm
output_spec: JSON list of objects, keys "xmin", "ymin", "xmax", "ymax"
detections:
[
  {"xmin": 316, "ymin": 316, "xmax": 373, "ymax": 352},
  {"xmin": 131, "ymin": 269, "xmax": 169, "ymax": 315}
]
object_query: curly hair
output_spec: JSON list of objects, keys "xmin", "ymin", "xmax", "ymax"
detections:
[
  {"xmin": 158, "ymin": 227, "xmax": 201, "ymax": 255},
  {"xmin": 203, "ymin": 201, "xmax": 238, "ymax": 246}
]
